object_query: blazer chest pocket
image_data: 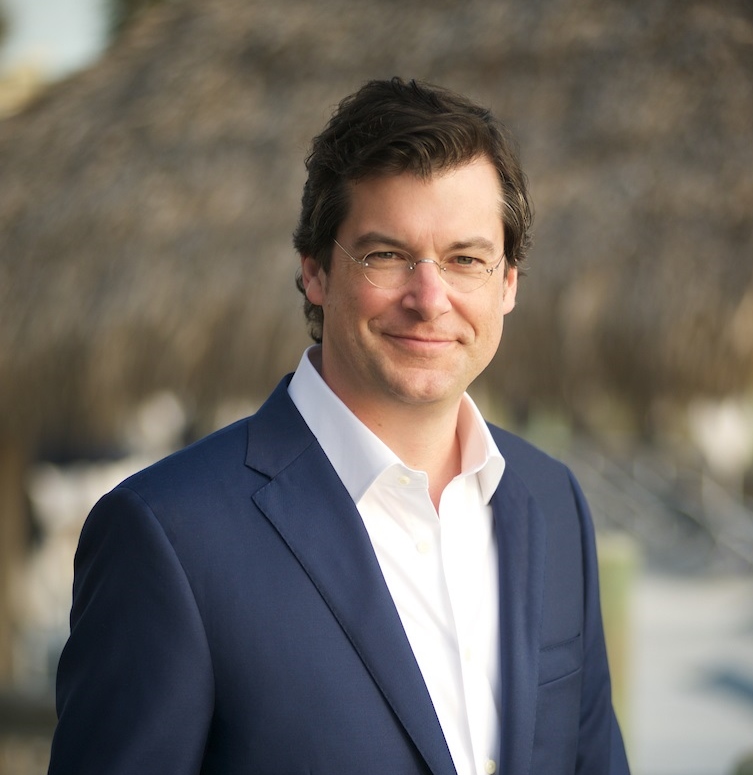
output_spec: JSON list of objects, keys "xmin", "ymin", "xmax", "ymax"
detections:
[
  {"xmin": 532, "ymin": 633, "xmax": 584, "ymax": 773},
  {"xmin": 538, "ymin": 632, "xmax": 582, "ymax": 686}
]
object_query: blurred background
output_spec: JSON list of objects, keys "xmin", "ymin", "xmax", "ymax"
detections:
[{"xmin": 0, "ymin": 0, "xmax": 751, "ymax": 773}]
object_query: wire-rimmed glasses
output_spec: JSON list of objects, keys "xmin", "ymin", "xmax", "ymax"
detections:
[{"xmin": 333, "ymin": 239, "xmax": 506, "ymax": 293}]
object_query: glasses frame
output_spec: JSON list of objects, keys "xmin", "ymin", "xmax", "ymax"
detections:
[{"xmin": 333, "ymin": 239, "xmax": 506, "ymax": 293}]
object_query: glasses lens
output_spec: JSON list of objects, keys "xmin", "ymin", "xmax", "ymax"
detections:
[
  {"xmin": 444, "ymin": 267, "xmax": 492, "ymax": 292},
  {"xmin": 362, "ymin": 252, "xmax": 412, "ymax": 289}
]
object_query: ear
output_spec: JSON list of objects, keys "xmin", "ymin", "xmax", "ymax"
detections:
[
  {"xmin": 501, "ymin": 265, "xmax": 518, "ymax": 314},
  {"xmin": 300, "ymin": 255, "xmax": 325, "ymax": 306}
]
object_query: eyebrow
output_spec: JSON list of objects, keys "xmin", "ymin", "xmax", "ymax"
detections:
[
  {"xmin": 447, "ymin": 238, "xmax": 498, "ymax": 255},
  {"xmin": 352, "ymin": 232, "xmax": 499, "ymax": 256},
  {"xmin": 351, "ymin": 232, "xmax": 410, "ymax": 253}
]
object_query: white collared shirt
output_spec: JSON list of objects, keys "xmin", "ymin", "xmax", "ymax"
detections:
[{"xmin": 288, "ymin": 346, "xmax": 505, "ymax": 775}]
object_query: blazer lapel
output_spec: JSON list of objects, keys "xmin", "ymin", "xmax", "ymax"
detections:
[
  {"xmin": 245, "ymin": 379, "xmax": 458, "ymax": 775},
  {"xmin": 491, "ymin": 467, "xmax": 547, "ymax": 775}
]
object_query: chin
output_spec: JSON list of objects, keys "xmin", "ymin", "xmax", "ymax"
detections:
[{"xmin": 388, "ymin": 378, "xmax": 463, "ymax": 407}]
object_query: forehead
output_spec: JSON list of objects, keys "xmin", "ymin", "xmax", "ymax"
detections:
[{"xmin": 340, "ymin": 158, "xmax": 504, "ymax": 245}]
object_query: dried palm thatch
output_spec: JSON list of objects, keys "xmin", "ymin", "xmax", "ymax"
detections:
[
  {"xmin": 0, "ymin": 0, "xmax": 752, "ymax": 451},
  {"xmin": 0, "ymin": 0, "xmax": 751, "ymax": 685}
]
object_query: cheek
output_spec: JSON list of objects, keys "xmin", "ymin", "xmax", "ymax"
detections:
[
  {"xmin": 470, "ymin": 296, "xmax": 505, "ymax": 335},
  {"xmin": 475, "ymin": 306, "xmax": 507, "ymax": 360},
  {"xmin": 321, "ymin": 290, "xmax": 367, "ymax": 346},
  {"xmin": 482, "ymin": 315, "xmax": 504, "ymax": 349},
  {"xmin": 341, "ymin": 288, "xmax": 390, "ymax": 328}
]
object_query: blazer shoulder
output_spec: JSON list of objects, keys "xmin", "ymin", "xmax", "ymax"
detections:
[
  {"xmin": 111, "ymin": 417, "xmax": 257, "ymax": 519},
  {"xmin": 114, "ymin": 377, "xmax": 312, "ymax": 512},
  {"xmin": 489, "ymin": 424, "xmax": 571, "ymax": 478},
  {"xmin": 488, "ymin": 424, "xmax": 581, "ymax": 511}
]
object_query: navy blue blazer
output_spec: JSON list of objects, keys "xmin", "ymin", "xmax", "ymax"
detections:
[{"xmin": 49, "ymin": 376, "xmax": 629, "ymax": 774}]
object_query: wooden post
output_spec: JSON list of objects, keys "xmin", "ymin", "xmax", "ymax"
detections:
[
  {"xmin": 597, "ymin": 532, "xmax": 639, "ymax": 749},
  {"xmin": 0, "ymin": 440, "xmax": 26, "ymax": 683}
]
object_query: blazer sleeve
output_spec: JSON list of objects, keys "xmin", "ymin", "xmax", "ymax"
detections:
[
  {"xmin": 570, "ymin": 470, "xmax": 631, "ymax": 775},
  {"xmin": 48, "ymin": 486, "xmax": 215, "ymax": 775}
]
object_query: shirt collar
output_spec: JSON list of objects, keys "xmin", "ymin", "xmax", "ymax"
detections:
[{"xmin": 288, "ymin": 345, "xmax": 505, "ymax": 505}]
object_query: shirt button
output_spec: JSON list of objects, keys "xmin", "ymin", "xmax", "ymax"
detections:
[
  {"xmin": 416, "ymin": 540, "xmax": 431, "ymax": 555},
  {"xmin": 462, "ymin": 646, "xmax": 473, "ymax": 662},
  {"xmin": 397, "ymin": 474, "xmax": 411, "ymax": 486},
  {"xmin": 485, "ymin": 760, "xmax": 497, "ymax": 774}
]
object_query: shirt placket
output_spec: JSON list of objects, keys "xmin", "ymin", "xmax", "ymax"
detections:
[{"xmin": 440, "ymin": 476, "xmax": 499, "ymax": 775}]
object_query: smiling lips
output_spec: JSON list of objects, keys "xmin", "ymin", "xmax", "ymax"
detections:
[{"xmin": 384, "ymin": 331, "xmax": 462, "ymax": 350}]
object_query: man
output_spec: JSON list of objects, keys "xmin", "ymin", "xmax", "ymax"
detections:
[{"xmin": 48, "ymin": 77, "xmax": 630, "ymax": 774}]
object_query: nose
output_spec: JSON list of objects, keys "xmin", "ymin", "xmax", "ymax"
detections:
[{"xmin": 401, "ymin": 259, "xmax": 452, "ymax": 319}]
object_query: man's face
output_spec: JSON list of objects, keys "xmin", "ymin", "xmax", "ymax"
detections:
[{"xmin": 301, "ymin": 157, "xmax": 517, "ymax": 419}]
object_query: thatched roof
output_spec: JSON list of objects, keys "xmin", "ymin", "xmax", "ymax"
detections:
[{"xmin": 1, "ymin": 0, "xmax": 752, "ymax": 448}]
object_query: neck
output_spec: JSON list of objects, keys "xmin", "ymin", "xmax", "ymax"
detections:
[
  {"xmin": 355, "ymin": 399, "xmax": 463, "ymax": 510},
  {"xmin": 308, "ymin": 346, "xmax": 464, "ymax": 509}
]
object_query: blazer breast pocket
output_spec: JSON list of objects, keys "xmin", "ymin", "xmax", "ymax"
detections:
[
  {"xmin": 532, "ymin": 633, "xmax": 584, "ymax": 773},
  {"xmin": 538, "ymin": 632, "xmax": 582, "ymax": 686}
]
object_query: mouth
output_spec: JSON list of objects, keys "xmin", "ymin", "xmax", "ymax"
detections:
[{"xmin": 384, "ymin": 332, "xmax": 458, "ymax": 351}]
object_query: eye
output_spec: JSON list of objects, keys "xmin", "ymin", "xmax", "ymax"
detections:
[
  {"xmin": 451, "ymin": 255, "xmax": 486, "ymax": 269},
  {"xmin": 364, "ymin": 251, "xmax": 410, "ymax": 265}
]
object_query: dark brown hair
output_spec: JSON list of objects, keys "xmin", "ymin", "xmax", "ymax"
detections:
[{"xmin": 293, "ymin": 77, "xmax": 533, "ymax": 342}]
